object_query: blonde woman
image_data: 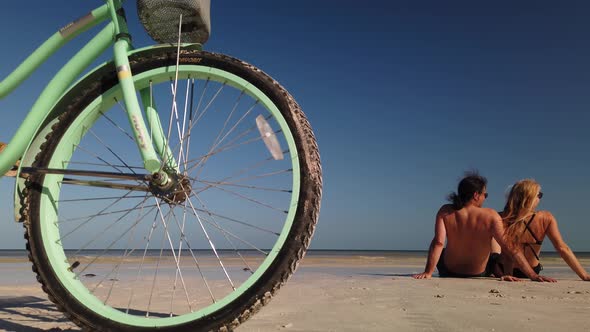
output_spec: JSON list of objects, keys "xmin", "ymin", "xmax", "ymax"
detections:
[{"xmin": 496, "ymin": 179, "xmax": 590, "ymax": 281}]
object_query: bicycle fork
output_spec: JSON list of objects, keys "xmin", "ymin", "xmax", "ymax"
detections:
[{"xmin": 109, "ymin": 0, "xmax": 177, "ymax": 182}]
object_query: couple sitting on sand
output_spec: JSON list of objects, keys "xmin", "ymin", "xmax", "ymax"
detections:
[{"xmin": 413, "ymin": 172, "xmax": 590, "ymax": 282}]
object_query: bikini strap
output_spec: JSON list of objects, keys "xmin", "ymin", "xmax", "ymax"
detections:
[
  {"xmin": 522, "ymin": 213, "xmax": 541, "ymax": 261},
  {"xmin": 524, "ymin": 214, "xmax": 542, "ymax": 245},
  {"xmin": 525, "ymin": 243, "xmax": 541, "ymax": 261}
]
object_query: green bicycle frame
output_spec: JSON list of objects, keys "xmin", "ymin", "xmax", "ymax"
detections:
[{"xmin": 0, "ymin": 0, "xmax": 168, "ymax": 176}]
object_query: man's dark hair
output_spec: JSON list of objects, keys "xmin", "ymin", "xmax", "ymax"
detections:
[{"xmin": 447, "ymin": 171, "xmax": 487, "ymax": 209}]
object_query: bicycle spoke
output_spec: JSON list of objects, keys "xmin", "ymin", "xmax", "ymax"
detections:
[
  {"xmin": 159, "ymin": 14, "xmax": 185, "ymax": 171},
  {"xmin": 195, "ymin": 90, "xmax": 245, "ymax": 175},
  {"xmin": 193, "ymin": 132, "xmax": 280, "ymax": 176},
  {"xmin": 163, "ymin": 84, "xmax": 180, "ymax": 169},
  {"xmin": 66, "ymin": 161, "xmax": 144, "ymax": 170},
  {"xmin": 56, "ymin": 195, "xmax": 148, "ymax": 203},
  {"xmin": 146, "ymin": 219, "xmax": 168, "ymax": 317},
  {"xmin": 213, "ymin": 90, "xmax": 245, "ymax": 148},
  {"xmin": 191, "ymin": 100, "xmax": 258, "ymax": 178},
  {"xmin": 187, "ymin": 82, "xmax": 225, "ymax": 135},
  {"xmin": 94, "ymin": 193, "xmax": 149, "ymax": 303},
  {"xmin": 181, "ymin": 78, "xmax": 196, "ymax": 175},
  {"xmin": 57, "ymin": 204, "xmax": 157, "ymax": 224},
  {"xmin": 162, "ymin": 82, "xmax": 186, "ymax": 169},
  {"xmin": 180, "ymin": 125, "xmax": 277, "ymax": 171},
  {"xmin": 184, "ymin": 125, "xmax": 279, "ymax": 176},
  {"xmin": 197, "ymin": 149, "xmax": 288, "ymax": 184},
  {"xmin": 153, "ymin": 197, "xmax": 193, "ymax": 314},
  {"xmin": 164, "ymin": 81, "xmax": 227, "ymax": 168},
  {"xmin": 168, "ymin": 176, "xmax": 192, "ymax": 313},
  {"xmin": 148, "ymin": 81, "xmax": 155, "ymax": 144},
  {"xmin": 88, "ymin": 129, "xmax": 137, "ymax": 175},
  {"xmin": 197, "ymin": 180, "xmax": 291, "ymax": 193},
  {"xmin": 90, "ymin": 247, "xmax": 138, "ymax": 296},
  {"xmin": 73, "ymin": 144, "xmax": 126, "ymax": 173},
  {"xmin": 200, "ymin": 184, "xmax": 287, "ymax": 213},
  {"xmin": 199, "ymin": 217, "xmax": 269, "ymax": 256},
  {"xmin": 200, "ymin": 168, "xmax": 293, "ymax": 187},
  {"xmin": 127, "ymin": 211, "xmax": 161, "ymax": 314},
  {"xmin": 191, "ymin": 168, "xmax": 292, "ymax": 198},
  {"xmin": 165, "ymin": 205, "xmax": 216, "ymax": 305},
  {"xmin": 99, "ymin": 106, "xmax": 135, "ymax": 142},
  {"xmin": 189, "ymin": 102, "xmax": 258, "ymax": 177},
  {"xmin": 169, "ymin": 204, "xmax": 188, "ymax": 314},
  {"xmin": 90, "ymin": 247, "xmax": 137, "ymax": 293},
  {"xmin": 66, "ymin": 198, "xmax": 153, "ymax": 256},
  {"xmin": 58, "ymin": 189, "xmax": 139, "ymax": 241},
  {"xmin": 190, "ymin": 192, "xmax": 257, "ymax": 271},
  {"xmin": 74, "ymin": 204, "xmax": 158, "ymax": 278},
  {"xmin": 185, "ymin": 206, "xmax": 279, "ymax": 236},
  {"xmin": 209, "ymin": 104, "xmax": 265, "ymax": 153},
  {"xmin": 184, "ymin": 194, "xmax": 236, "ymax": 290},
  {"xmin": 175, "ymin": 78, "xmax": 192, "ymax": 171},
  {"xmin": 102, "ymin": 248, "xmax": 137, "ymax": 304},
  {"xmin": 182, "ymin": 79, "xmax": 228, "ymax": 175},
  {"xmin": 59, "ymin": 178, "xmax": 149, "ymax": 192},
  {"xmin": 21, "ymin": 168, "xmax": 147, "ymax": 181}
]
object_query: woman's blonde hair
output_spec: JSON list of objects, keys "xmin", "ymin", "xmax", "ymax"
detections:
[{"xmin": 502, "ymin": 179, "xmax": 541, "ymax": 246}]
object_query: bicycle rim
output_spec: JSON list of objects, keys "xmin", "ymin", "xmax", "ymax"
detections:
[{"xmin": 30, "ymin": 62, "xmax": 303, "ymax": 328}]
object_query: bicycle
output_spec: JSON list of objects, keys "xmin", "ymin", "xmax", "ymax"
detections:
[{"xmin": 0, "ymin": 0, "xmax": 322, "ymax": 330}]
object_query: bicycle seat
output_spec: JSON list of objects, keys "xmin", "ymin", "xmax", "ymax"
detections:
[{"xmin": 137, "ymin": 0, "xmax": 211, "ymax": 44}]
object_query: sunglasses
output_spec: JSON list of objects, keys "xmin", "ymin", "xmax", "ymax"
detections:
[
  {"xmin": 480, "ymin": 192, "xmax": 488, "ymax": 199},
  {"xmin": 537, "ymin": 192, "xmax": 543, "ymax": 199}
]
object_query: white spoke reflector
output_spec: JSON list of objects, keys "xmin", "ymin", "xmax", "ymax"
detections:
[{"xmin": 256, "ymin": 115, "xmax": 283, "ymax": 160}]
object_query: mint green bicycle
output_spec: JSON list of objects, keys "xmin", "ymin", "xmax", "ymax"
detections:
[{"xmin": 0, "ymin": 1, "xmax": 322, "ymax": 330}]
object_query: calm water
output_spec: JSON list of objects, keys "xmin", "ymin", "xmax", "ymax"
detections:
[
  {"xmin": 0, "ymin": 249, "xmax": 589, "ymax": 259},
  {"xmin": 0, "ymin": 250, "xmax": 587, "ymax": 280}
]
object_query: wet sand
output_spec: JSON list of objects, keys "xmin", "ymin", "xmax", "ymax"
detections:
[{"xmin": 0, "ymin": 254, "xmax": 588, "ymax": 331}]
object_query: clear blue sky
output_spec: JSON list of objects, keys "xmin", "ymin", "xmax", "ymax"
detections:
[{"xmin": 0, "ymin": 1, "xmax": 589, "ymax": 251}]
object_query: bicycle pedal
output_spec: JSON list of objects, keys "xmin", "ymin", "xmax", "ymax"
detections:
[{"xmin": 0, "ymin": 142, "xmax": 20, "ymax": 177}]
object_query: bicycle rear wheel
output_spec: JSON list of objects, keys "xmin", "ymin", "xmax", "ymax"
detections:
[{"xmin": 22, "ymin": 49, "xmax": 321, "ymax": 331}]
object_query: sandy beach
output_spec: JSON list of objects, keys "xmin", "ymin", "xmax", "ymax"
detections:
[{"xmin": 0, "ymin": 252, "xmax": 588, "ymax": 331}]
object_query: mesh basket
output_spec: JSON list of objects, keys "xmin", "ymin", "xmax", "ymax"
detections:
[{"xmin": 137, "ymin": 0, "xmax": 211, "ymax": 44}]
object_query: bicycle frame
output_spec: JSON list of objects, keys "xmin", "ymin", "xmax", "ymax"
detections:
[{"xmin": 0, "ymin": 0, "xmax": 174, "ymax": 177}]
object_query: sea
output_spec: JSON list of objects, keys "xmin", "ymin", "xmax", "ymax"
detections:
[{"xmin": 0, "ymin": 249, "xmax": 587, "ymax": 281}]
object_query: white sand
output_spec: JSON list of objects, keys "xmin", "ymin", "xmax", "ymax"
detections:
[
  {"xmin": 242, "ymin": 274, "xmax": 590, "ymax": 332},
  {"xmin": 0, "ymin": 256, "xmax": 588, "ymax": 331}
]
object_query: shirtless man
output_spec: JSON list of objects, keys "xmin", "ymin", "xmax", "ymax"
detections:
[{"xmin": 413, "ymin": 172, "xmax": 556, "ymax": 282}]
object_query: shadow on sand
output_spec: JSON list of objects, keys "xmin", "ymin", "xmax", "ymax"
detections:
[{"xmin": 0, "ymin": 296, "xmax": 79, "ymax": 331}]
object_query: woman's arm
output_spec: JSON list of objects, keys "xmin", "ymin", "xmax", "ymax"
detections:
[
  {"xmin": 413, "ymin": 209, "xmax": 446, "ymax": 279},
  {"xmin": 545, "ymin": 213, "xmax": 590, "ymax": 281}
]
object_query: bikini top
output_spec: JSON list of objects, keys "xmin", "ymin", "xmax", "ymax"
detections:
[{"xmin": 522, "ymin": 213, "xmax": 543, "ymax": 260}]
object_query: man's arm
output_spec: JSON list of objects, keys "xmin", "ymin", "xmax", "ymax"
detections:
[
  {"xmin": 489, "ymin": 213, "xmax": 556, "ymax": 282},
  {"xmin": 413, "ymin": 210, "xmax": 446, "ymax": 279}
]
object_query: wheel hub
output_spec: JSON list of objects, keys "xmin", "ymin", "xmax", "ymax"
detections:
[{"xmin": 149, "ymin": 172, "xmax": 192, "ymax": 205}]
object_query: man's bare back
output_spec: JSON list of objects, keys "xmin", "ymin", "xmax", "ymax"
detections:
[{"xmin": 439, "ymin": 204, "xmax": 499, "ymax": 275}]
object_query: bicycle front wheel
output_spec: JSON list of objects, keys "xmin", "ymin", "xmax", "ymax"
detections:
[{"xmin": 22, "ymin": 49, "xmax": 322, "ymax": 331}]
